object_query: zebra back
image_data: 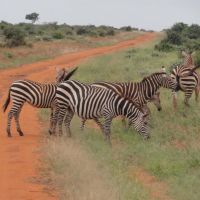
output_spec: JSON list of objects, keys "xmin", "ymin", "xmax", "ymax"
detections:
[
  {"xmin": 91, "ymin": 72, "xmax": 177, "ymax": 107},
  {"xmin": 56, "ymin": 80, "xmax": 149, "ymax": 138}
]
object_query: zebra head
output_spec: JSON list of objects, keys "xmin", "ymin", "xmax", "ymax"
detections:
[
  {"xmin": 149, "ymin": 91, "xmax": 162, "ymax": 111},
  {"xmin": 129, "ymin": 109, "xmax": 150, "ymax": 139},
  {"xmin": 158, "ymin": 72, "xmax": 178, "ymax": 90},
  {"xmin": 56, "ymin": 67, "xmax": 78, "ymax": 83}
]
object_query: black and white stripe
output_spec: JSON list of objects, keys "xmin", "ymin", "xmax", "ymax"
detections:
[
  {"xmin": 80, "ymin": 72, "xmax": 177, "ymax": 130},
  {"xmin": 52, "ymin": 80, "xmax": 150, "ymax": 143},
  {"xmin": 3, "ymin": 67, "xmax": 78, "ymax": 137},
  {"xmin": 91, "ymin": 72, "xmax": 177, "ymax": 108},
  {"xmin": 171, "ymin": 65, "xmax": 199, "ymax": 108}
]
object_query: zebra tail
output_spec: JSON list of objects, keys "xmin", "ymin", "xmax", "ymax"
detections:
[
  {"xmin": 64, "ymin": 67, "xmax": 78, "ymax": 81},
  {"xmin": 3, "ymin": 89, "xmax": 11, "ymax": 112}
]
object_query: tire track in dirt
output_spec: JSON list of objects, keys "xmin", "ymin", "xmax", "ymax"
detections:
[{"xmin": 0, "ymin": 32, "xmax": 157, "ymax": 200}]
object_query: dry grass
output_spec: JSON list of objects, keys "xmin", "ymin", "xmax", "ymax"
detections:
[{"xmin": 43, "ymin": 136, "xmax": 118, "ymax": 200}]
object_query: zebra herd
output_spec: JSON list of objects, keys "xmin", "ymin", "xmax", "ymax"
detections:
[{"xmin": 3, "ymin": 51, "xmax": 199, "ymax": 144}]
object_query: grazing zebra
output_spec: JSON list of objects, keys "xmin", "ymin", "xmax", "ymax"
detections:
[
  {"xmin": 52, "ymin": 80, "xmax": 150, "ymax": 143},
  {"xmin": 3, "ymin": 67, "xmax": 78, "ymax": 137},
  {"xmin": 79, "ymin": 71, "xmax": 177, "ymax": 130},
  {"xmin": 171, "ymin": 51, "xmax": 199, "ymax": 109}
]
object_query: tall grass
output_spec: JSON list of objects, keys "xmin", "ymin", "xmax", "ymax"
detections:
[{"xmin": 40, "ymin": 40, "xmax": 200, "ymax": 200}]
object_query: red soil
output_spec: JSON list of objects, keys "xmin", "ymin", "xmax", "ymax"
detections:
[{"xmin": 0, "ymin": 32, "xmax": 157, "ymax": 200}]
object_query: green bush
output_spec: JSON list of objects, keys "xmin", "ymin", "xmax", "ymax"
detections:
[
  {"xmin": 52, "ymin": 32, "xmax": 64, "ymax": 39},
  {"xmin": 3, "ymin": 26, "xmax": 26, "ymax": 47},
  {"xmin": 186, "ymin": 24, "xmax": 200, "ymax": 39},
  {"xmin": 193, "ymin": 51, "xmax": 200, "ymax": 67},
  {"xmin": 155, "ymin": 40, "xmax": 175, "ymax": 52},
  {"xmin": 156, "ymin": 22, "xmax": 200, "ymax": 52},
  {"xmin": 42, "ymin": 35, "xmax": 52, "ymax": 41},
  {"xmin": 166, "ymin": 31, "xmax": 182, "ymax": 45}
]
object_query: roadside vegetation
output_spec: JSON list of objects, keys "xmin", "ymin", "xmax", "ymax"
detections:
[
  {"xmin": 155, "ymin": 22, "xmax": 200, "ymax": 66},
  {"xmin": 40, "ymin": 38, "xmax": 200, "ymax": 200},
  {"xmin": 0, "ymin": 14, "xmax": 148, "ymax": 69}
]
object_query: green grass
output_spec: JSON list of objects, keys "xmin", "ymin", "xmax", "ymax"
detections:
[{"xmin": 40, "ymin": 39, "xmax": 200, "ymax": 200}]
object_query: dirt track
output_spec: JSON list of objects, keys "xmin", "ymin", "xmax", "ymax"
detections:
[{"xmin": 0, "ymin": 32, "xmax": 157, "ymax": 200}]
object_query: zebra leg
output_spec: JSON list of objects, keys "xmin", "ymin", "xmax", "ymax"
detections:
[
  {"xmin": 172, "ymin": 91, "xmax": 178, "ymax": 110},
  {"xmin": 7, "ymin": 102, "xmax": 24, "ymax": 137},
  {"xmin": 13, "ymin": 108, "xmax": 24, "ymax": 136},
  {"xmin": 58, "ymin": 107, "xmax": 68, "ymax": 136},
  {"xmin": 49, "ymin": 108, "xmax": 54, "ymax": 135},
  {"xmin": 51, "ymin": 104, "xmax": 61, "ymax": 135},
  {"xmin": 94, "ymin": 118, "xmax": 104, "ymax": 133},
  {"xmin": 80, "ymin": 118, "xmax": 86, "ymax": 131},
  {"xmin": 184, "ymin": 90, "xmax": 193, "ymax": 106},
  {"xmin": 7, "ymin": 111, "xmax": 13, "ymax": 137},
  {"xmin": 64, "ymin": 109, "xmax": 74, "ymax": 137},
  {"xmin": 103, "ymin": 117, "xmax": 112, "ymax": 145},
  {"xmin": 195, "ymin": 86, "xmax": 199, "ymax": 102}
]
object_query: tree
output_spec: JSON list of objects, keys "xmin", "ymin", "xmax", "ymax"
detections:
[{"xmin": 25, "ymin": 12, "xmax": 39, "ymax": 23}]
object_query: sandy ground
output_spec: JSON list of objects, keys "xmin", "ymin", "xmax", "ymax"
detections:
[{"xmin": 0, "ymin": 32, "xmax": 157, "ymax": 200}]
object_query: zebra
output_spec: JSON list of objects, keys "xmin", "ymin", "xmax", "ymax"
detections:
[
  {"xmin": 171, "ymin": 51, "xmax": 199, "ymax": 109},
  {"xmin": 2, "ymin": 67, "xmax": 78, "ymax": 137},
  {"xmin": 181, "ymin": 50, "xmax": 194, "ymax": 68},
  {"xmin": 80, "ymin": 71, "xmax": 177, "ymax": 130},
  {"xmin": 51, "ymin": 80, "xmax": 150, "ymax": 144}
]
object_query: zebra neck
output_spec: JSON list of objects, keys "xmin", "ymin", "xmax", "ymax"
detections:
[
  {"xmin": 118, "ymin": 99, "xmax": 137, "ymax": 119},
  {"xmin": 139, "ymin": 80, "xmax": 159, "ymax": 103}
]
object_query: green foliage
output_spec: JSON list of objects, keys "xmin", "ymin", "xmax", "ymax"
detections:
[
  {"xmin": 4, "ymin": 51, "xmax": 13, "ymax": 58},
  {"xmin": 156, "ymin": 22, "xmax": 200, "ymax": 52},
  {"xmin": 25, "ymin": 12, "xmax": 39, "ymax": 23},
  {"xmin": 193, "ymin": 51, "xmax": 200, "ymax": 66},
  {"xmin": 52, "ymin": 31, "xmax": 64, "ymax": 39},
  {"xmin": 3, "ymin": 26, "xmax": 26, "ymax": 47},
  {"xmin": 166, "ymin": 31, "xmax": 182, "ymax": 45}
]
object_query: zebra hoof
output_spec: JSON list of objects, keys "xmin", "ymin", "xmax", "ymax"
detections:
[
  {"xmin": 7, "ymin": 130, "xmax": 12, "ymax": 137},
  {"xmin": 18, "ymin": 131, "xmax": 24, "ymax": 136},
  {"xmin": 49, "ymin": 130, "xmax": 53, "ymax": 135}
]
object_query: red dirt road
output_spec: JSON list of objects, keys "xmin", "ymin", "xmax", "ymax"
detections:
[{"xmin": 0, "ymin": 32, "xmax": 157, "ymax": 200}]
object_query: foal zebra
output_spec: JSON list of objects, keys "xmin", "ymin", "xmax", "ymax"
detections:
[
  {"xmin": 3, "ymin": 67, "xmax": 78, "ymax": 137},
  {"xmin": 171, "ymin": 52, "xmax": 199, "ymax": 108},
  {"xmin": 52, "ymin": 80, "xmax": 150, "ymax": 143}
]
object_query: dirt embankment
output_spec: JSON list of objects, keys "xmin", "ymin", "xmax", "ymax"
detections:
[{"xmin": 0, "ymin": 32, "xmax": 157, "ymax": 200}]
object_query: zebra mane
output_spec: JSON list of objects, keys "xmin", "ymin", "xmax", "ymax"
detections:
[{"xmin": 141, "ymin": 72, "xmax": 167, "ymax": 82}]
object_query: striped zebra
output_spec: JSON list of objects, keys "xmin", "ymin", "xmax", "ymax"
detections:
[
  {"xmin": 182, "ymin": 51, "xmax": 194, "ymax": 68},
  {"xmin": 80, "ymin": 71, "xmax": 177, "ymax": 130},
  {"xmin": 3, "ymin": 67, "xmax": 78, "ymax": 137},
  {"xmin": 171, "ymin": 51, "xmax": 199, "ymax": 108},
  {"xmin": 52, "ymin": 80, "xmax": 150, "ymax": 143}
]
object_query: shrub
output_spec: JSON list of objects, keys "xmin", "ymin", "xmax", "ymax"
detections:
[
  {"xmin": 186, "ymin": 24, "xmax": 200, "ymax": 39},
  {"xmin": 52, "ymin": 32, "xmax": 64, "ymax": 39},
  {"xmin": 166, "ymin": 31, "xmax": 182, "ymax": 45},
  {"xmin": 4, "ymin": 52, "xmax": 13, "ymax": 58},
  {"xmin": 76, "ymin": 27, "xmax": 88, "ymax": 35},
  {"xmin": 3, "ymin": 26, "xmax": 26, "ymax": 47},
  {"xmin": 155, "ymin": 40, "xmax": 174, "ymax": 52},
  {"xmin": 193, "ymin": 51, "xmax": 200, "ymax": 67},
  {"xmin": 171, "ymin": 22, "xmax": 188, "ymax": 33},
  {"xmin": 42, "ymin": 36, "xmax": 52, "ymax": 41}
]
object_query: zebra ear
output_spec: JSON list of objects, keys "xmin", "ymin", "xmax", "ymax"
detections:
[
  {"xmin": 161, "ymin": 66, "xmax": 166, "ymax": 73},
  {"xmin": 182, "ymin": 50, "xmax": 187, "ymax": 57},
  {"xmin": 55, "ymin": 66, "xmax": 61, "ymax": 74}
]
